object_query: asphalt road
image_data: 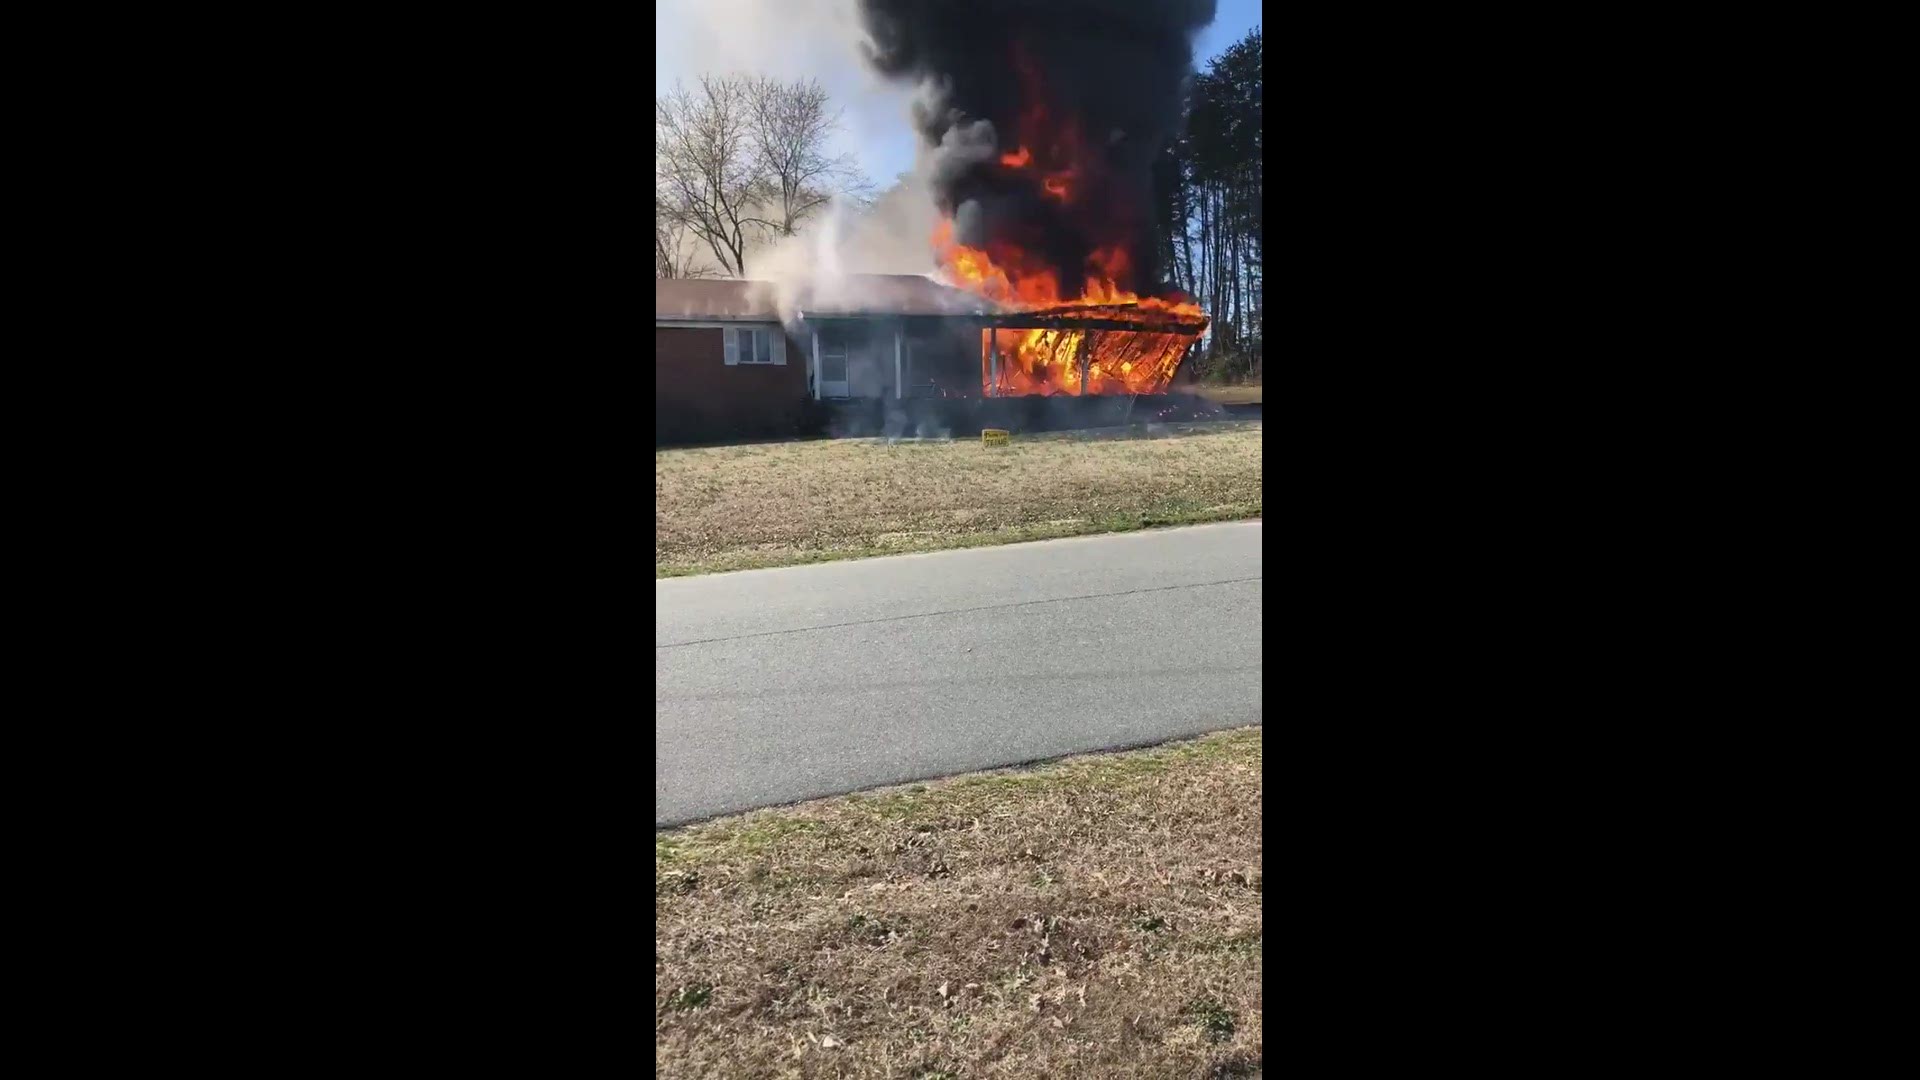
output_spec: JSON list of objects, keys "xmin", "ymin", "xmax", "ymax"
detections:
[{"xmin": 656, "ymin": 520, "xmax": 1262, "ymax": 827}]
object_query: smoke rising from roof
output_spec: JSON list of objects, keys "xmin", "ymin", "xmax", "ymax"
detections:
[
  {"xmin": 854, "ymin": 0, "xmax": 1218, "ymax": 295},
  {"xmin": 745, "ymin": 163, "xmax": 951, "ymax": 328}
]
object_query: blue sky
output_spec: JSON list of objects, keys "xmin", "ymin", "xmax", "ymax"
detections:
[
  {"xmin": 657, "ymin": 0, "xmax": 1262, "ymax": 187},
  {"xmin": 1193, "ymin": 0, "xmax": 1264, "ymax": 85}
]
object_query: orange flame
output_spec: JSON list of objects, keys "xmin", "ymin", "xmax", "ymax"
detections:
[
  {"xmin": 934, "ymin": 221, "xmax": 1207, "ymax": 396},
  {"xmin": 933, "ymin": 220, "xmax": 1203, "ymax": 317},
  {"xmin": 936, "ymin": 51, "xmax": 1209, "ymax": 397},
  {"xmin": 979, "ymin": 323, "xmax": 1197, "ymax": 396}
]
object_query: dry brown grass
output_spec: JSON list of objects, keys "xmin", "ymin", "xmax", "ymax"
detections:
[
  {"xmin": 656, "ymin": 728, "xmax": 1262, "ymax": 1079},
  {"xmin": 656, "ymin": 421, "xmax": 1263, "ymax": 576},
  {"xmin": 1194, "ymin": 385, "xmax": 1262, "ymax": 406}
]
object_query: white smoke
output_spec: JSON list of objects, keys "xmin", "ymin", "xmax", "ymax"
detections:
[
  {"xmin": 747, "ymin": 134, "xmax": 991, "ymax": 328},
  {"xmin": 656, "ymin": 0, "xmax": 892, "ymax": 156}
]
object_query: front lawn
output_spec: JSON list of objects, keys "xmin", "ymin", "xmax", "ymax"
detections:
[
  {"xmin": 656, "ymin": 421, "xmax": 1263, "ymax": 576},
  {"xmin": 656, "ymin": 728, "xmax": 1263, "ymax": 1078}
]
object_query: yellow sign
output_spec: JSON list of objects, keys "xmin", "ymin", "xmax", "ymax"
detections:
[{"xmin": 981, "ymin": 428, "xmax": 1010, "ymax": 446}]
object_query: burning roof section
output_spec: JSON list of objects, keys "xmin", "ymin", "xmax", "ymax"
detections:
[
  {"xmin": 654, "ymin": 275, "xmax": 1207, "ymax": 329},
  {"xmin": 655, "ymin": 275, "xmax": 1206, "ymax": 398},
  {"xmin": 854, "ymin": 0, "xmax": 1217, "ymax": 395}
]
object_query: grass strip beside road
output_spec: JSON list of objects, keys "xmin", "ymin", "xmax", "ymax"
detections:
[
  {"xmin": 656, "ymin": 420, "xmax": 1262, "ymax": 576},
  {"xmin": 656, "ymin": 727, "xmax": 1263, "ymax": 1079}
]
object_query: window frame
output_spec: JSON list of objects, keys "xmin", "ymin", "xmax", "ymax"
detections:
[{"xmin": 728, "ymin": 325, "xmax": 784, "ymax": 366}]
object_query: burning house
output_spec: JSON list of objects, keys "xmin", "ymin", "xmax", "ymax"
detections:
[
  {"xmin": 654, "ymin": 272, "xmax": 1211, "ymax": 443},
  {"xmin": 654, "ymin": 0, "xmax": 1222, "ymax": 443},
  {"xmin": 862, "ymin": 0, "xmax": 1218, "ymax": 391}
]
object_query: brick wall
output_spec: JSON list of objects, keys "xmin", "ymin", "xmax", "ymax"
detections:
[{"xmin": 656, "ymin": 325, "xmax": 810, "ymax": 445}]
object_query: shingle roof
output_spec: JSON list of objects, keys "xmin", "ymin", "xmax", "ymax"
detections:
[
  {"xmin": 797, "ymin": 274, "xmax": 997, "ymax": 317},
  {"xmin": 655, "ymin": 275, "xmax": 996, "ymax": 321},
  {"xmin": 654, "ymin": 278, "xmax": 777, "ymax": 321}
]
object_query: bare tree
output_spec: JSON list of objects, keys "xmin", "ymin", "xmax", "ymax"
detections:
[
  {"xmin": 654, "ymin": 195, "xmax": 716, "ymax": 279},
  {"xmin": 744, "ymin": 77, "xmax": 872, "ymax": 237},
  {"xmin": 656, "ymin": 76, "xmax": 765, "ymax": 276}
]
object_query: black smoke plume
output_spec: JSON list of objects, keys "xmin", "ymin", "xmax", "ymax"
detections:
[{"xmin": 856, "ymin": 0, "xmax": 1216, "ymax": 298}]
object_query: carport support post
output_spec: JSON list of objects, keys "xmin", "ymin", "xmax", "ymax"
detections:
[
  {"xmin": 1080, "ymin": 330, "xmax": 1095, "ymax": 395},
  {"xmin": 989, "ymin": 328, "xmax": 1000, "ymax": 397},
  {"xmin": 811, "ymin": 328, "xmax": 821, "ymax": 401},
  {"xmin": 894, "ymin": 325, "xmax": 903, "ymax": 399}
]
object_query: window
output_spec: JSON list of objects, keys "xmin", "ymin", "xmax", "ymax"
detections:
[{"xmin": 726, "ymin": 326, "xmax": 783, "ymax": 365}]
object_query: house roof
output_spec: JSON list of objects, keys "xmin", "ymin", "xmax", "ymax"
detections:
[
  {"xmin": 798, "ymin": 274, "xmax": 997, "ymax": 318},
  {"xmin": 655, "ymin": 275, "xmax": 996, "ymax": 322},
  {"xmin": 655, "ymin": 278, "xmax": 777, "ymax": 321}
]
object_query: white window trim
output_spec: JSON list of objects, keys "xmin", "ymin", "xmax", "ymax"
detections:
[{"xmin": 731, "ymin": 327, "xmax": 766, "ymax": 365}]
